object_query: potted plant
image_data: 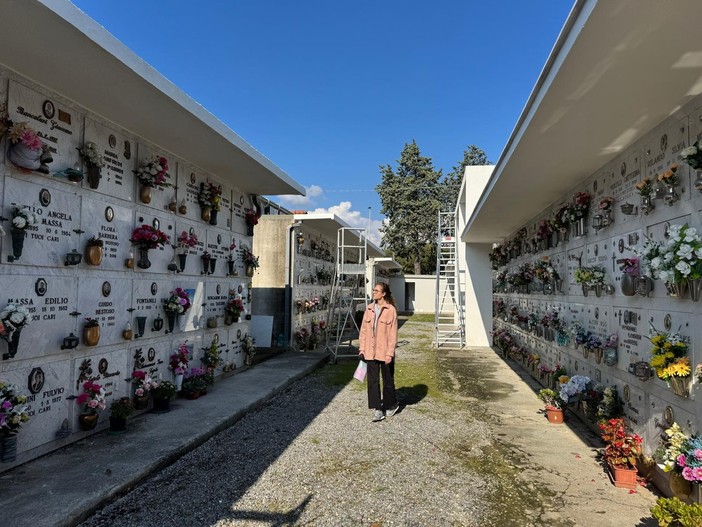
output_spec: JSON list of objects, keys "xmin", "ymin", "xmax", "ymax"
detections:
[
  {"xmin": 181, "ymin": 367, "xmax": 207, "ymax": 399},
  {"xmin": 130, "ymin": 224, "xmax": 170, "ymax": 270},
  {"xmin": 201, "ymin": 339, "xmax": 223, "ymax": 370},
  {"xmin": 0, "ymin": 303, "xmax": 30, "ymax": 360},
  {"xmin": 83, "ymin": 317, "xmax": 101, "ymax": 347},
  {"xmin": 243, "ymin": 334, "xmax": 256, "ymax": 366},
  {"xmin": 169, "ymin": 343, "xmax": 190, "ymax": 391},
  {"xmin": 163, "ymin": 288, "xmax": 191, "ymax": 333},
  {"xmin": 129, "ymin": 370, "xmax": 157, "ymax": 410},
  {"xmin": 225, "ymin": 297, "xmax": 244, "ymax": 325},
  {"xmin": 0, "ymin": 381, "xmax": 30, "ymax": 463},
  {"xmin": 651, "ymin": 496, "xmax": 702, "ymax": 527},
  {"xmin": 77, "ymin": 141, "xmax": 105, "ymax": 189},
  {"xmin": 134, "ymin": 155, "xmax": 171, "ymax": 203},
  {"xmin": 241, "ymin": 245, "xmax": 259, "ymax": 277},
  {"xmin": 6, "ymin": 206, "xmax": 38, "ymax": 262},
  {"xmin": 84, "ymin": 235, "xmax": 104, "ymax": 266},
  {"xmin": 537, "ymin": 388, "xmax": 565, "ymax": 424},
  {"xmin": 152, "ymin": 380, "xmax": 177, "ymax": 413},
  {"xmin": 599, "ymin": 417, "xmax": 642, "ymax": 489},
  {"xmin": 109, "ymin": 397, "xmax": 134, "ymax": 434},
  {"xmin": 75, "ymin": 381, "xmax": 106, "ymax": 431}
]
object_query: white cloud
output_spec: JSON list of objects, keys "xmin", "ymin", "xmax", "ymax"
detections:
[
  {"xmin": 311, "ymin": 201, "xmax": 384, "ymax": 248},
  {"xmin": 276, "ymin": 185, "xmax": 323, "ymax": 207}
]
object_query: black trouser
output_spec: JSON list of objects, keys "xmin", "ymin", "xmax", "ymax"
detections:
[{"xmin": 366, "ymin": 359, "xmax": 397, "ymax": 410}]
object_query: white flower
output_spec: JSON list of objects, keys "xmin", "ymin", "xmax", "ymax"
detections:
[
  {"xmin": 12, "ymin": 217, "xmax": 26, "ymax": 229},
  {"xmin": 677, "ymin": 244, "xmax": 694, "ymax": 260},
  {"xmin": 9, "ymin": 312, "xmax": 25, "ymax": 324},
  {"xmin": 695, "ymin": 249, "xmax": 702, "ymax": 260},
  {"xmin": 659, "ymin": 270, "xmax": 672, "ymax": 282},
  {"xmin": 0, "ymin": 225, "xmax": 5, "ymax": 237},
  {"xmin": 650, "ymin": 256, "xmax": 662, "ymax": 270},
  {"xmin": 681, "ymin": 146, "xmax": 698, "ymax": 157},
  {"xmin": 664, "ymin": 252, "xmax": 674, "ymax": 263},
  {"xmin": 676, "ymin": 261, "xmax": 692, "ymax": 276},
  {"xmin": 149, "ymin": 168, "xmax": 157, "ymax": 175}
]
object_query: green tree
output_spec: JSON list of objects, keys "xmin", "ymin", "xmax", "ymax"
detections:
[
  {"xmin": 377, "ymin": 141, "xmax": 442, "ymax": 275},
  {"xmin": 440, "ymin": 144, "xmax": 491, "ymax": 212}
]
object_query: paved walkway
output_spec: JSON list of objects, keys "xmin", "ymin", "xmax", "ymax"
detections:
[{"xmin": 0, "ymin": 350, "xmax": 329, "ymax": 527}]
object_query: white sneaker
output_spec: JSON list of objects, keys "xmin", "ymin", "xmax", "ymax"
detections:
[
  {"xmin": 371, "ymin": 409, "xmax": 385, "ymax": 422},
  {"xmin": 385, "ymin": 404, "xmax": 399, "ymax": 418}
]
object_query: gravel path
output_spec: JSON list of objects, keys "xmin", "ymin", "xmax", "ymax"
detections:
[{"xmin": 80, "ymin": 318, "xmax": 656, "ymax": 527}]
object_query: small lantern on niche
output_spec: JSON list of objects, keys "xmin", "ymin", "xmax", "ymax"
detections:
[
  {"xmin": 122, "ymin": 322, "xmax": 133, "ymax": 340},
  {"xmin": 64, "ymin": 249, "xmax": 82, "ymax": 266},
  {"xmin": 627, "ymin": 361, "xmax": 653, "ymax": 380},
  {"xmin": 60, "ymin": 333, "xmax": 80, "ymax": 350},
  {"xmin": 152, "ymin": 315, "xmax": 164, "ymax": 332},
  {"xmin": 125, "ymin": 250, "xmax": 135, "ymax": 269},
  {"xmin": 296, "ymin": 231, "xmax": 305, "ymax": 252}
]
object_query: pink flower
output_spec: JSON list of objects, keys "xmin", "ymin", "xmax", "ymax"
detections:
[
  {"xmin": 694, "ymin": 450, "xmax": 702, "ymax": 461},
  {"xmin": 683, "ymin": 467, "xmax": 695, "ymax": 481},
  {"xmin": 678, "ymin": 454, "xmax": 687, "ymax": 467},
  {"xmin": 21, "ymin": 130, "xmax": 42, "ymax": 151},
  {"xmin": 87, "ymin": 400, "xmax": 98, "ymax": 409},
  {"xmin": 135, "ymin": 388, "xmax": 144, "ymax": 397},
  {"xmin": 692, "ymin": 467, "xmax": 702, "ymax": 481}
]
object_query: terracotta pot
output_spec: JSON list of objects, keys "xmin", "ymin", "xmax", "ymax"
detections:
[
  {"xmin": 185, "ymin": 390, "xmax": 201, "ymax": 400},
  {"xmin": 139, "ymin": 185, "xmax": 152, "ymax": 204},
  {"xmin": 109, "ymin": 416, "xmax": 127, "ymax": 434},
  {"xmin": 201, "ymin": 206, "xmax": 211, "ymax": 223},
  {"xmin": 85, "ymin": 245, "xmax": 103, "ymax": 266},
  {"xmin": 83, "ymin": 325, "xmax": 100, "ymax": 347},
  {"xmin": 545, "ymin": 407, "xmax": 564, "ymax": 424},
  {"xmin": 78, "ymin": 413, "xmax": 98, "ymax": 431},
  {"xmin": 153, "ymin": 397, "xmax": 171, "ymax": 414},
  {"xmin": 609, "ymin": 463, "xmax": 638, "ymax": 489}
]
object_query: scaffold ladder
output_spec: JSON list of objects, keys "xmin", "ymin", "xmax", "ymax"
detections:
[
  {"xmin": 434, "ymin": 211, "xmax": 465, "ymax": 348},
  {"xmin": 325, "ymin": 227, "xmax": 368, "ymax": 363}
]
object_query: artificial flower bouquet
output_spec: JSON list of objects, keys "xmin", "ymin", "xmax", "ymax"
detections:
[
  {"xmin": 634, "ymin": 177, "xmax": 654, "ymax": 197},
  {"xmin": 242, "ymin": 246, "xmax": 260, "ymax": 269},
  {"xmin": 0, "ymin": 381, "xmax": 30, "ymax": 435},
  {"xmin": 682, "ymin": 140, "xmax": 702, "ymax": 170},
  {"xmin": 130, "ymin": 224, "xmax": 170, "ymax": 250},
  {"xmin": 198, "ymin": 182, "xmax": 222, "ymax": 211},
  {"xmin": 536, "ymin": 218, "xmax": 552, "ymax": 241},
  {"xmin": 0, "ymin": 304, "xmax": 30, "ymax": 343},
  {"xmin": 177, "ymin": 231, "xmax": 198, "ymax": 252},
  {"xmin": 135, "ymin": 155, "xmax": 171, "ymax": 189},
  {"xmin": 169, "ymin": 343, "xmax": 190, "ymax": 375},
  {"xmin": 75, "ymin": 381, "xmax": 107, "ymax": 415},
  {"xmin": 10, "ymin": 206, "xmax": 38, "ymax": 231},
  {"xmin": 648, "ymin": 324, "xmax": 691, "ymax": 380},
  {"xmin": 598, "ymin": 196, "xmax": 615, "ymax": 212},
  {"xmin": 657, "ymin": 163, "xmax": 680, "ymax": 187},
  {"xmin": 164, "ymin": 288, "xmax": 192, "ymax": 315},
  {"xmin": 559, "ymin": 375, "xmax": 591, "ymax": 403},
  {"xmin": 77, "ymin": 142, "xmax": 105, "ymax": 168},
  {"xmin": 226, "ymin": 298, "xmax": 244, "ymax": 317},
  {"xmin": 201, "ymin": 340, "xmax": 223, "ymax": 370},
  {"xmin": 568, "ymin": 191, "xmax": 592, "ymax": 220},
  {"xmin": 130, "ymin": 370, "xmax": 158, "ymax": 397},
  {"xmin": 244, "ymin": 208, "xmax": 260, "ymax": 227}
]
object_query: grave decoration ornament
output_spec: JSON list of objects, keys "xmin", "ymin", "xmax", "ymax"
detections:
[
  {"xmin": 77, "ymin": 141, "xmax": 105, "ymax": 189},
  {"xmin": 0, "ymin": 104, "xmax": 52, "ymax": 174},
  {"xmin": 130, "ymin": 224, "xmax": 170, "ymax": 270},
  {"xmin": 198, "ymin": 182, "xmax": 222, "ymax": 225},
  {"xmin": 7, "ymin": 206, "xmax": 38, "ymax": 262},
  {"xmin": 75, "ymin": 381, "xmax": 107, "ymax": 431},
  {"xmin": 0, "ymin": 304, "xmax": 30, "ymax": 360},
  {"xmin": 134, "ymin": 155, "xmax": 171, "ymax": 203}
]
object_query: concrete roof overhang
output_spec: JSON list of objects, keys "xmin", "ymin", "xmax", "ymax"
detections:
[
  {"xmin": 462, "ymin": 0, "xmax": 702, "ymax": 243},
  {"xmin": 371, "ymin": 257, "xmax": 402, "ymax": 271},
  {"xmin": 293, "ymin": 213, "xmax": 384, "ymax": 258},
  {"xmin": 0, "ymin": 0, "xmax": 304, "ymax": 196}
]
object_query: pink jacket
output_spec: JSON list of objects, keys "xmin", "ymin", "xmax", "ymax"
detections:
[{"xmin": 358, "ymin": 302, "xmax": 398, "ymax": 361}]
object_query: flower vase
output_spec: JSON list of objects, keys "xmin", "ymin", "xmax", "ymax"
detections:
[
  {"xmin": 246, "ymin": 224, "xmax": 254, "ymax": 237},
  {"xmin": 135, "ymin": 316, "xmax": 147, "ymax": 338},
  {"xmin": 133, "ymin": 395, "xmax": 149, "ymax": 410},
  {"xmin": 593, "ymin": 284, "xmax": 602, "ymax": 297},
  {"xmin": 2, "ymin": 328, "xmax": 22, "ymax": 360},
  {"xmin": 86, "ymin": 165, "xmax": 101, "ymax": 189},
  {"xmin": 664, "ymin": 184, "xmax": 679, "ymax": 206},
  {"xmin": 8, "ymin": 141, "xmax": 42, "ymax": 171},
  {"xmin": 137, "ymin": 248, "xmax": 151, "ymax": 270},
  {"xmin": 609, "ymin": 464, "xmax": 638, "ymax": 489},
  {"xmin": 201, "ymin": 206, "xmax": 211, "ymax": 223},
  {"xmin": 640, "ymin": 195, "xmax": 654, "ymax": 215},
  {"xmin": 558, "ymin": 230, "xmax": 569, "ymax": 244},
  {"xmin": 209, "ymin": 209, "xmax": 218, "ymax": 226},
  {"xmin": 224, "ymin": 312, "xmax": 234, "ymax": 326},
  {"xmin": 166, "ymin": 312, "xmax": 177, "ymax": 333},
  {"xmin": 694, "ymin": 170, "xmax": 702, "ymax": 193},
  {"xmin": 109, "ymin": 417, "xmax": 127, "ymax": 435},
  {"xmin": 78, "ymin": 412, "xmax": 98, "ymax": 431},
  {"xmin": 593, "ymin": 348, "xmax": 603, "ymax": 364},
  {"xmin": 581, "ymin": 284, "xmax": 589, "ymax": 297},
  {"xmin": 246, "ymin": 264, "xmax": 255, "ymax": 277},
  {"xmin": 209, "ymin": 258, "xmax": 216, "ymax": 274},
  {"xmin": 689, "ymin": 278, "xmax": 702, "ymax": 302},
  {"xmin": 621, "ymin": 274, "xmax": 636, "ymax": 296},
  {"xmin": 10, "ymin": 228, "xmax": 26, "ymax": 261},
  {"xmin": 0, "ymin": 434, "xmax": 18, "ymax": 463},
  {"xmin": 152, "ymin": 397, "xmax": 170, "ymax": 414},
  {"xmin": 669, "ymin": 375, "xmax": 691, "ymax": 398},
  {"xmin": 139, "ymin": 185, "xmax": 153, "ymax": 204},
  {"xmin": 545, "ymin": 407, "xmax": 564, "ymax": 424},
  {"xmin": 85, "ymin": 245, "xmax": 103, "ymax": 266},
  {"xmin": 227, "ymin": 260, "xmax": 237, "ymax": 276},
  {"xmin": 83, "ymin": 326, "xmax": 100, "ymax": 347},
  {"xmin": 665, "ymin": 281, "xmax": 688, "ymax": 299},
  {"xmin": 604, "ymin": 347, "xmax": 618, "ymax": 366},
  {"xmin": 178, "ymin": 253, "xmax": 187, "ymax": 272},
  {"xmin": 174, "ymin": 373, "xmax": 184, "ymax": 391}
]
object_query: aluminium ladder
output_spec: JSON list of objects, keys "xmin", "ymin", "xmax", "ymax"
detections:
[
  {"xmin": 325, "ymin": 227, "xmax": 368, "ymax": 363},
  {"xmin": 434, "ymin": 211, "xmax": 465, "ymax": 348}
]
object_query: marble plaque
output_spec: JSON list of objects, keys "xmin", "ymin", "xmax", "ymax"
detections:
[
  {"xmin": 132, "ymin": 210, "xmax": 177, "ymax": 274},
  {"xmin": 204, "ymin": 282, "xmax": 229, "ymax": 325},
  {"xmin": 134, "ymin": 143, "xmax": 177, "ymax": 212},
  {"xmin": 7, "ymin": 80, "xmax": 82, "ymax": 173},
  {"xmin": 611, "ymin": 150, "xmax": 643, "ymax": 225},
  {"xmin": 72, "ymin": 347, "xmax": 129, "ymax": 426},
  {"xmin": 205, "ymin": 228, "xmax": 233, "ymax": 278},
  {"xmin": 613, "ymin": 305, "xmax": 646, "ymax": 370},
  {"xmin": 76, "ymin": 277, "xmax": 131, "ymax": 347},
  {"xmin": 615, "ymin": 381, "xmax": 646, "ymax": 427},
  {"xmin": 219, "ymin": 186, "xmax": 233, "ymax": 229},
  {"xmin": 647, "ymin": 395, "xmax": 695, "ymax": 449},
  {"xmin": 80, "ymin": 198, "xmax": 133, "ymax": 271},
  {"xmin": 231, "ymin": 191, "xmax": 248, "ymax": 234},
  {"xmin": 84, "ymin": 118, "xmax": 136, "ymax": 201},
  {"xmin": 131, "ymin": 278, "xmax": 171, "ymax": 338},
  {"xmin": 172, "ymin": 279, "xmax": 205, "ymax": 332},
  {"xmin": 566, "ymin": 245, "xmax": 585, "ymax": 295},
  {"xmin": 2, "ymin": 179, "xmax": 81, "ymax": 266},
  {"xmin": 173, "ymin": 221, "xmax": 207, "ymax": 276},
  {"xmin": 1, "ymin": 275, "xmax": 76, "ymax": 361},
  {"xmin": 130, "ymin": 337, "xmax": 172, "ymax": 383},
  {"xmin": 2, "ymin": 361, "xmax": 71, "ymax": 453},
  {"xmin": 176, "ymin": 165, "xmax": 208, "ymax": 223},
  {"xmin": 584, "ymin": 304, "xmax": 611, "ymax": 340}
]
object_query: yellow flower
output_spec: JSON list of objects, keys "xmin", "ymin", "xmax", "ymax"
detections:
[
  {"xmin": 558, "ymin": 375, "xmax": 570, "ymax": 384},
  {"xmin": 670, "ymin": 357, "xmax": 691, "ymax": 378},
  {"xmin": 663, "ymin": 342, "xmax": 673, "ymax": 350},
  {"xmin": 651, "ymin": 335, "xmax": 665, "ymax": 346},
  {"xmin": 650, "ymin": 354, "xmax": 668, "ymax": 368}
]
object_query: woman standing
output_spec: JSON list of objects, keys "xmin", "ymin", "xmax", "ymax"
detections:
[{"xmin": 359, "ymin": 282, "xmax": 399, "ymax": 422}]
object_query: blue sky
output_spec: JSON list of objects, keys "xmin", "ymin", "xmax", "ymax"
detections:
[{"xmin": 70, "ymin": 0, "xmax": 573, "ymax": 244}]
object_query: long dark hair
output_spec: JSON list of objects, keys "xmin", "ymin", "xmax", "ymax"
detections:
[{"xmin": 375, "ymin": 282, "xmax": 395, "ymax": 307}]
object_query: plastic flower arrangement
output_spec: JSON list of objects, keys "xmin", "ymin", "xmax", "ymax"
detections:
[
  {"xmin": 7, "ymin": 121, "xmax": 42, "ymax": 151},
  {"xmin": 164, "ymin": 288, "xmax": 191, "ymax": 314},
  {"xmin": 570, "ymin": 323, "xmax": 588, "ymax": 347},
  {"xmin": 657, "ymin": 224, "xmax": 702, "ymax": 283},
  {"xmin": 551, "ymin": 204, "xmax": 570, "ymax": 232},
  {"xmin": 243, "ymin": 335, "xmax": 256, "ymax": 354},
  {"xmin": 135, "ymin": 155, "xmax": 171, "ymax": 189},
  {"xmin": 583, "ymin": 333, "xmax": 602, "ymax": 351},
  {"xmin": 169, "ymin": 343, "xmax": 190, "ymax": 375},
  {"xmin": 226, "ymin": 298, "xmax": 244, "ymax": 317},
  {"xmin": 598, "ymin": 196, "xmax": 615, "ymax": 211},
  {"xmin": 681, "ymin": 140, "xmax": 702, "ymax": 170},
  {"xmin": 538, "ymin": 364, "xmax": 555, "ymax": 376},
  {"xmin": 676, "ymin": 435, "xmax": 702, "ymax": 482},
  {"xmin": 536, "ymin": 218, "xmax": 552, "ymax": 241},
  {"xmin": 0, "ymin": 381, "xmax": 30, "ymax": 435},
  {"xmin": 527, "ymin": 354, "xmax": 540, "ymax": 366},
  {"xmin": 130, "ymin": 370, "xmax": 157, "ymax": 397},
  {"xmin": 599, "ymin": 417, "xmax": 642, "ymax": 469},
  {"xmin": 244, "ymin": 208, "xmax": 261, "ymax": 227},
  {"xmin": 538, "ymin": 388, "xmax": 564, "ymax": 410},
  {"xmin": 77, "ymin": 142, "xmax": 105, "ymax": 168},
  {"xmin": 10, "ymin": 206, "xmax": 38, "ymax": 231},
  {"xmin": 657, "ymin": 163, "xmax": 680, "ymax": 187},
  {"xmin": 201, "ymin": 340, "xmax": 223, "ymax": 370},
  {"xmin": 177, "ymin": 230, "xmax": 198, "ymax": 252},
  {"xmin": 0, "ymin": 303, "xmax": 30, "ymax": 343},
  {"xmin": 242, "ymin": 246, "xmax": 260, "ymax": 269},
  {"xmin": 604, "ymin": 333, "xmax": 618, "ymax": 349},
  {"xmin": 198, "ymin": 182, "xmax": 222, "ymax": 211},
  {"xmin": 596, "ymin": 386, "xmax": 621, "ymax": 422},
  {"xmin": 294, "ymin": 327, "xmax": 310, "ymax": 345},
  {"xmin": 75, "ymin": 381, "xmax": 107, "ymax": 415},
  {"xmin": 634, "ymin": 176, "xmax": 654, "ymax": 197},
  {"xmin": 534, "ymin": 258, "xmax": 559, "ymax": 283},
  {"xmin": 559, "ymin": 375, "xmax": 591, "ymax": 403},
  {"xmin": 566, "ymin": 191, "xmax": 591, "ymax": 221},
  {"xmin": 654, "ymin": 423, "xmax": 689, "ymax": 473},
  {"xmin": 648, "ymin": 324, "xmax": 691, "ymax": 380},
  {"xmin": 130, "ymin": 224, "xmax": 170, "ymax": 250}
]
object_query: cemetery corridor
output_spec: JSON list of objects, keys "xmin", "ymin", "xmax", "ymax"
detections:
[{"xmin": 80, "ymin": 315, "xmax": 657, "ymax": 527}]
